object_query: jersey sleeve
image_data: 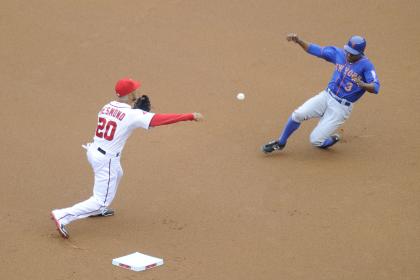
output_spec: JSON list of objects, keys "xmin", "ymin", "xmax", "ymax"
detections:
[
  {"xmin": 363, "ymin": 63, "xmax": 380, "ymax": 94},
  {"xmin": 307, "ymin": 44, "xmax": 338, "ymax": 64},
  {"xmin": 132, "ymin": 110, "xmax": 155, "ymax": 129},
  {"xmin": 150, "ymin": 113, "xmax": 195, "ymax": 127}
]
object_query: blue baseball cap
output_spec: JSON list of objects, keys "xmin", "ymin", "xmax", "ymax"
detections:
[{"xmin": 344, "ymin": 35, "xmax": 366, "ymax": 55}]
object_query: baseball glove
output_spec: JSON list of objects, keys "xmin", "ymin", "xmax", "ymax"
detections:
[{"xmin": 133, "ymin": 95, "xmax": 151, "ymax": 112}]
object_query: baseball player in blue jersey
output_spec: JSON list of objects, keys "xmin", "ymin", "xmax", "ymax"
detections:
[{"xmin": 262, "ymin": 33, "xmax": 380, "ymax": 153}]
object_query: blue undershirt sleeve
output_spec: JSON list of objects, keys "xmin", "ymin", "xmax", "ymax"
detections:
[
  {"xmin": 307, "ymin": 44, "xmax": 337, "ymax": 63},
  {"xmin": 307, "ymin": 44, "xmax": 323, "ymax": 57}
]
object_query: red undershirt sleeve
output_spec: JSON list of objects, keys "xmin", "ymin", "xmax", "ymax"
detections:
[{"xmin": 149, "ymin": 113, "xmax": 195, "ymax": 127}]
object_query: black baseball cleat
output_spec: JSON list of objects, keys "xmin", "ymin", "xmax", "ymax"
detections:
[
  {"xmin": 261, "ymin": 140, "xmax": 285, "ymax": 154},
  {"xmin": 331, "ymin": 134, "xmax": 340, "ymax": 144},
  {"xmin": 90, "ymin": 208, "xmax": 115, "ymax": 217}
]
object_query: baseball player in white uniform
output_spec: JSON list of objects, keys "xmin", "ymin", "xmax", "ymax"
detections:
[{"xmin": 51, "ymin": 78, "xmax": 203, "ymax": 238}]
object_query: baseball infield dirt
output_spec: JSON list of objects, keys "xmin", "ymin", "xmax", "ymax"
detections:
[{"xmin": 1, "ymin": 1, "xmax": 419, "ymax": 279}]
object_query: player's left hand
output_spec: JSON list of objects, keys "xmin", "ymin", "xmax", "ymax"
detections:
[
  {"xmin": 133, "ymin": 95, "xmax": 152, "ymax": 112},
  {"xmin": 286, "ymin": 33, "xmax": 299, "ymax": 43}
]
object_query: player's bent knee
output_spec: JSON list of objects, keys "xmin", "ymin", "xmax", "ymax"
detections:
[
  {"xmin": 93, "ymin": 195, "xmax": 108, "ymax": 207},
  {"xmin": 309, "ymin": 133, "xmax": 324, "ymax": 147},
  {"xmin": 291, "ymin": 111, "xmax": 305, "ymax": 123}
]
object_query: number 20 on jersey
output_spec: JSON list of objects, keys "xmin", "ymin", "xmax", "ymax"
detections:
[{"xmin": 95, "ymin": 117, "xmax": 117, "ymax": 141}]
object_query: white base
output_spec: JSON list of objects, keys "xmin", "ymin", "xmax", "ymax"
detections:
[{"xmin": 112, "ymin": 252, "xmax": 164, "ymax": 272}]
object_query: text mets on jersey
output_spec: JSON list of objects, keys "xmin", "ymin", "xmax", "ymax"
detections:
[{"xmin": 100, "ymin": 106, "xmax": 126, "ymax": 121}]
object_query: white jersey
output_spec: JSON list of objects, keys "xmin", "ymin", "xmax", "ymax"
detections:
[
  {"xmin": 51, "ymin": 97, "xmax": 199, "ymax": 235},
  {"xmin": 93, "ymin": 101, "xmax": 155, "ymax": 155}
]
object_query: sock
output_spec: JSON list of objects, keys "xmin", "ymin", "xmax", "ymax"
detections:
[
  {"xmin": 319, "ymin": 136, "xmax": 337, "ymax": 149},
  {"xmin": 278, "ymin": 117, "xmax": 301, "ymax": 145}
]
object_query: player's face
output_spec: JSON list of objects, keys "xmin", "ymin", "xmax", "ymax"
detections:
[
  {"xmin": 345, "ymin": 50, "xmax": 362, "ymax": 63},
  {"xmin": 129, "ymin": 90, "xmax": 138, "ymax": 104}
]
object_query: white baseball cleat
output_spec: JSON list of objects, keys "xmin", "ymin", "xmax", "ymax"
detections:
[{"xmin": 51, "ymin": 210, "xmax": 69, "ymax": 239}]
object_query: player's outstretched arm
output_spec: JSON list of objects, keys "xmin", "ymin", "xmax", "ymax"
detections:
[
  {"xmin": 286, "ymin": 33, "xmax": 310, "ymax": 51},
  {"xmin": 149, "ymin": 112, "xmax": 204, "ymax": 127}
]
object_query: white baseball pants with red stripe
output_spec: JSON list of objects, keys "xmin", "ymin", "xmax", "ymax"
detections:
[{"xmin": 52, "ymin": 144, "xmax": 123, "ymax": 226}]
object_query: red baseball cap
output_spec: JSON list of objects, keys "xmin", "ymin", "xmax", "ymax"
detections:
[{"xmin": 115, "ymin": 78, "xmax": 141, "ymax": 97}]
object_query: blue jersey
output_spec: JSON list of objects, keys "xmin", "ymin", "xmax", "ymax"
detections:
[{"xmin": 307, "ymin": 44, "xmax": 380, "ymax": 103}]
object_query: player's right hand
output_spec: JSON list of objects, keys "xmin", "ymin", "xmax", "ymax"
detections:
[
  {"xmin": 192, "ymin": 112, "xmax": 204, "ymax": 121},
  {"xmin": 286, "ymin": 33, "xmax": 299, "ymax": 43}
]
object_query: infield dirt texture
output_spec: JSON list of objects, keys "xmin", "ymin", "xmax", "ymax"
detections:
[{"xmin": 1, "ymin": 1, "xmax": 419, "ymax": 279}]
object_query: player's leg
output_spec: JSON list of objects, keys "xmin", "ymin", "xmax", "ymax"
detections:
[
  {"xmin": 52, "ymin": 196, "xmax": 105, "ymax": 224},
  {"xmin": 85, "ymin": 156, "xmax": 123, "ymax": 218},
  {"xmin": 51, "ymin": 194, "xmax": 105, "ymax": 238},
  {"xmin": 89, "ymin": 163, "xmax": 123, "ymax": 217},
  {"xmin": 262, "ymin": 91, "xmax": 328, "ymax": 153},
  {"xmin": 52, "ymin": 154, "xmax": 123, "ymax": 226},
  {"xmin": 309, "ymin": 98, "xmax": 352, "ymax": 148},
  {"xmin": 93, "ymin": 158, "xmax": 123, "ymax": 209}
]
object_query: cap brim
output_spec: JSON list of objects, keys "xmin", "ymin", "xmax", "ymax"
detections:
[
  {"xmin": 344, "ymin": 45, "xmax": 360, "ymax": 55},
  {"xmin": 132, "ymin": 80, "xmax": 140, "ymax": 91}
]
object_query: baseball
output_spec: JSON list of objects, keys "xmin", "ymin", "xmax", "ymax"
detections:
[{"xmin": 236, "ymin": 93, "xmax": 245, "ymax": 100}]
